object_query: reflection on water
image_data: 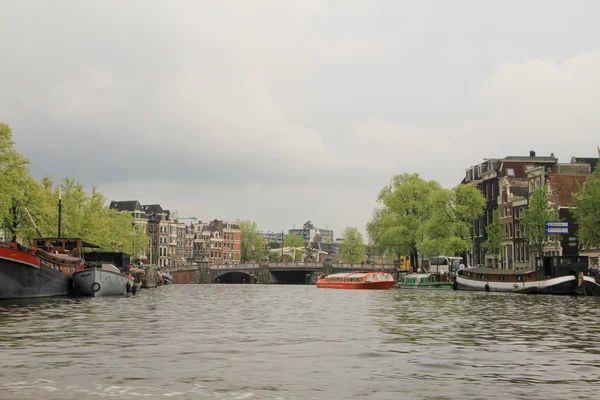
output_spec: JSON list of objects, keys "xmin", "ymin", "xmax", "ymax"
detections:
[{"xmin": 1, "ymin": 286, "xmax": 600, "ymax": 399}]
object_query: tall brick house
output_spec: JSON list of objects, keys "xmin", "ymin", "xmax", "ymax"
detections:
[{"xmin": 463, "ymin": 151, "xmax": 558, "ymax": 266}]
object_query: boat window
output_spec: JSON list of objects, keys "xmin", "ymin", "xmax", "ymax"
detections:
[{"xmin": 65, "ymin": 241, "xmax": 78, "ymax": 251}]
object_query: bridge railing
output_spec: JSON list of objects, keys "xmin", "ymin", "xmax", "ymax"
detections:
[
  {"xmin": 212, "ymin": 263, "xmax": 260, "ymax": 269},
  {"xmin": 206, "ymin": 262, "xmax": 398, "ymax": 270}
]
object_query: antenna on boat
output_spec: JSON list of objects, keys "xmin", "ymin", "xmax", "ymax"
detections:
[
  {"xmin": 58, "ymin": 185, "xmax": 62, "ymax": 238},
  {"xmin": 24, "ymin": 208, "xmax": 43, "ymax": 237}
]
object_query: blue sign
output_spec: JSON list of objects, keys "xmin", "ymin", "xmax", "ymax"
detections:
[{"xmin": 545, "ymin": 221, "xmax": 570, "ymax": 234}]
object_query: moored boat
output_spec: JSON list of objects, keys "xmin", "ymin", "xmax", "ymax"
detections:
[
  {"xmin": 0, "ymin": 238, "xmax": 92, "ymax": 299},
  {"xmin": 162, "ymin": 272, "xmax": 173, "ymax": 285},
  {"xmin": 72, "ymin": 263, "xmax": 134, "ymax": 297},
  {"xmin": 455, "ymin": 256, "xmax": 600, "ymax": 296},
  {"xmin": 398, "ymin": 273, "xmax": 453, "ymax": 289},
  {"xmin": 316, "ymin": 272, "xmax": 395, "ymax": 290}
]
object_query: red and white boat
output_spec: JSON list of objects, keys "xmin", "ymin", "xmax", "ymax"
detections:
[{"xmin": 316, "ymin": 272, "xmax": 396, "ymax": 290}]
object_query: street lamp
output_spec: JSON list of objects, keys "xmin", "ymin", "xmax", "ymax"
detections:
[
  {"xmin": 132, "ymin": 222, "xmax": 136, "ymax": 259},
  {"xmin": 366, "ymin": 242, "xmax": 374, "ymax": 265}
]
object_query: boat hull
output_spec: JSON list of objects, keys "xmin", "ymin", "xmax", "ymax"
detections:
[
  {"xmin": 455, "ymin": 275, "xmax": 600, "ymax": 296},
  {"xmin": 73, "ymin": 268, "xmax": 132, "ymax": 297},
  {"xmin": 397, "ymin": 282, "xmax": 453, "ymax": 290},
  {"xmin": 0, "ymin": 257, "xmax": 72, "ymax": 299},
  {"xmin": 316, "ymin": 281, "xmax": 395, "ymax": 290}
]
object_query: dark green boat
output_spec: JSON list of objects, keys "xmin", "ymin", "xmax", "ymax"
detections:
[{"xmin": 397, "ymin": 273, "xmax": 453, "ymax": 289}]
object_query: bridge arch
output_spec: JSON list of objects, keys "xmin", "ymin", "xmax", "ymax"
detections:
[{"xmin": 212, "ymin": 270, "xmax": 256, "ymax": 284}]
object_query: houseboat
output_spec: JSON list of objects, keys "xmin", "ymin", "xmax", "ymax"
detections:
[
  {"xmin": 455, "ymin": 256, "xmax": 600, "ymax": 296},
  {"xmin": 76, "ymin": 251, "xmax": 139, "ymax": 296},
  {"xmin": 398, "ymin": 273, "xmax": 453, "ymax": 289},
  {"xmin": 316, "ymin": 272, "xmax": 396, "ymax": 290},
  {"xmin": 0, "ymin": 237, "xmax": 95, "ymax": 299}
]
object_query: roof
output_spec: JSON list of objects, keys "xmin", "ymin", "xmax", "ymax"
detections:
[
  {"xmin": 324, "ymin": 272, "xmax": 391, "ymax": 279},
  {"xmin": 502, "ymin": 155, "xmax": 556, "ymax": 163},
  {"xmin": 109, "ymin": 200, "xmax": 141, "ymax": 212},
  {"xmin": 141, "ymin": 204, "xmax": 164, "ymax": 214},
  {"xmin": 463, "ymin": 267, "xmax": 534, "ymax": 275},
  {"xmin": 405, "ymin": 274, "xmax": 435, "ymax": 279},
  {"xmin": 570, "ymin": 157, "xmax": 599, "ymax": 173}
]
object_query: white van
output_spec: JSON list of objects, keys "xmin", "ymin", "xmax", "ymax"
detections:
[{"xmin": 428, "ymin": 256, "xmax": 464, "ymax": 274}]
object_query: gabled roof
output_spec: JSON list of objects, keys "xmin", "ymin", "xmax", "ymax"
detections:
[
  {"xmin": 141, "ymin": 204, "xmax": 164, "ymax": 214},
  {"xmin": 109, "ymin": 200, "xmax": 141, "ymax": 212}
]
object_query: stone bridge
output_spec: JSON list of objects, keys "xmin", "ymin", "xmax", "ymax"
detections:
[{"xmin": 169, "ymin": 261, "xmax": 399, "ymax": 284}]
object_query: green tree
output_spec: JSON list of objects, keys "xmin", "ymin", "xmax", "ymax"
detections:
[
  {"xmin": 339, "ymin": 227, "xmax": 365, "ymax": 263},
  {"xmin": 483, "ymin": 208, "xmax": 504, "ymax": 265},
  {"xmin": 284, "ymin": 233, "xmax": 304, "ymax": 247},
  {"xmin": 0, "ymin": 123, "xmax": 34, "ymax": 242},
  {"xmin": 367, "ymin": 173, "xmax": 441, "ymax": 268},
  {"xmin": 268, "ymin": 251, "xmax": 282, "ymax": 262},
  {"xmin": 239, "ymin": 220, "xmax": 264, "ymax": 262},
  {"xmin": 574, "ymin": 148, "xmax": 600, "ymax": 248},
  {"xmin": 521, "ymin": 186, "xmax": 553, "ymax": 259},
  {"xmin": 283, "ymin": 233, "xmax": 304, "ymax": 260}
]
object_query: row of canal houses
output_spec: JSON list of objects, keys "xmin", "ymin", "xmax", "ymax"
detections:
[
  {"xmin": 463, "ymin": 150, "xmax": 599, "ymax": 269},
  {"xmin": 109, "ymin": 201, "xmax": 241, "ymax": 268}
]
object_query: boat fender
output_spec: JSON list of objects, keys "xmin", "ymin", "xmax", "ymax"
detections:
[
  {"xmin": 132, "ymin": 284, "xmax": 137, "ymax": 295},
  {"xmin": 126, "ymin": 282, "xmax": 131, "ymax": 294},
  {"xmin": 485, "ymin": 283, "xmax": 490, "ymax": 292},
  {"xmin": 578, "ymin": 272, "xmax": 584, "ymax": 287},
  {"xmin": 90, "ymin": 282, "xmax": 101, "ymax": 293}
]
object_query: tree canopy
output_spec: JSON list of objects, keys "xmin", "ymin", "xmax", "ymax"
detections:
[
  {"xmin": 367, "ymin": 173, "xmax": 485, "ymax": 267},
  {"xmin": 284, "ymin": 233, "xmax": 304, "ymax": 247},
  {"xmin": 521, "ymin": 186, "xmax": 553, "ymax": 258},
  {"xmin": 239, "ymin": 220, "xmax": 265, "ymax": 262},
  {"xmin": 483, "ymin": 208, "xmax": 504, "ymax": 263},
  {"xmin": 574, "ymin": 149, "xmax": 600, "ymax": 248},
  {"xmin": 339, "ymin": 227, "xmax": 365, "ymax": 263},
  {"xmin": 0, "ymin": 122, "xmax": 147, "ymax": 255}
]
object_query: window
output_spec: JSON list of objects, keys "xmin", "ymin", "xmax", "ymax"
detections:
[{"xmin": 506, "ymin": 168, "xmax": 515, "ymax": 176}]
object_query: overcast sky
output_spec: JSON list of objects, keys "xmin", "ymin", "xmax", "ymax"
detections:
[{"xmin": 1, "ymin": 1, "xmax": 599, "ymax": 238}]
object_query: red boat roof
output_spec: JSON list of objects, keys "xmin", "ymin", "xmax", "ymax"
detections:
[{"xmin": 324, "ymin": 272, "xmax": 392, "ymax": 279}]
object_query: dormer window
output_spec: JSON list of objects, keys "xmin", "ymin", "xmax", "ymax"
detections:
[{"xmin": 506, "ymin": 168, "xmax": 515, "ymax": 177}]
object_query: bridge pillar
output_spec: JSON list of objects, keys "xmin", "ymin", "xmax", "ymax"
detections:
[
  {"xmin": 258, "ymin": 255, "xmax": 272, "ymax": 284},
  {"xmin": 197, "ymin": 259, "xmax": 212, "ymax": 284}
]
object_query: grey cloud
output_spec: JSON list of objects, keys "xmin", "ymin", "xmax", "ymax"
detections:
[{"xmin": 2, "ymin": 0, "xmax": 600, "ymax": 235}]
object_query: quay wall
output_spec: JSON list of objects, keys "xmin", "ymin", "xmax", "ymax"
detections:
[{"xmin": 171, "ymin": 268, "xmax": 199, "ymax": 284}]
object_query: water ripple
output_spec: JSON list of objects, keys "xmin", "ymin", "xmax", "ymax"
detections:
[{"xmin": 1, "ymin": 285, "xmax": 600, "ymax": 399}]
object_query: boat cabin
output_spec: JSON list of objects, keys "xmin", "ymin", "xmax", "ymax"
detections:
[
  {"xmin": 535, "ymin": 256, "xmax": 589, "ymax": 280},
  {"xmin": 83, "ymin": 251, "xmax": 132, "ymax": 273},
  {"xmin": 323, "ymin": 272, "xmax": 394, "ymax": 282},
  {"xmin": 458, "ymin": 267, "xmax": 536, "ymax": 282},
  {"xmin": 33, "ymin": 237, "xmax": 100, "ymax": 256},
  {"xmin": 403, "ymin": 273, "xmax": 449, "ymax": 284}
]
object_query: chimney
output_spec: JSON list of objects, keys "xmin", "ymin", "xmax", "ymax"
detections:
[{"xmin": 529, "ymin": 150, "xmax": 536, "ymax": 157}]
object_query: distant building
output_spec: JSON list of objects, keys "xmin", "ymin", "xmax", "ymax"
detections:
[
  {"xmin": 288, "ymin": 221, "xmax": 333, "ymax": 244},
  {"xmin": 192, "ymin": 220, "xmax": 241, "ymax": 265},
  {"xmin": 260, "ymin": 231, "xmax": 285, "ymax": 244}
]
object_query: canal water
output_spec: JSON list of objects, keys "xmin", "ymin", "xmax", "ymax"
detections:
[{"xmin": 1, "ymin": 285, "xmax": 599, "ymax": 400}]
